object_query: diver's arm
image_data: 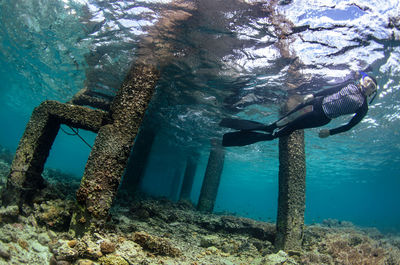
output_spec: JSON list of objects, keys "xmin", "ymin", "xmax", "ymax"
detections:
[{"xmin": 328, "ymin": 100, "xmax": 368, "ymax": 136}]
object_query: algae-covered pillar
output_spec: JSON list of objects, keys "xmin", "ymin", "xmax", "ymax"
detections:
[
  {"xmin": 275, "ymin": 97, "xmax": 306, "ymax": 252},
  {"xmin": 179, "ymin": 152, "xmax": 199, "ymax": 202},
  {"xmin": 1, "ymin": 101, "xmax": 109, "ymax": 207},
  {"xmin": 197, "ymin": 140, "xmax": 225, "ymax": 213},
  {"xmin": 121, "ymin": 126, "xmax": 156, "ymax": 194},
  {"xmin": 70, "ymin": 64, "xmax": 159, "ymax": 236}
]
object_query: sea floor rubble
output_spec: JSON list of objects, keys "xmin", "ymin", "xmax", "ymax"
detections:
[{"xmin": 0, "ymin": 158, "xmax": 400, "ymax": 265}]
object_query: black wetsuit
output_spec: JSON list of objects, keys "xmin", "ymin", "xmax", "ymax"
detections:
[
  {"xmin": 221, "ymin": 80, "xmax": 370, "ymax": 147},
  {"xmin": 260, "ymin": 82, "xmax": 369, "ymax": 140}
]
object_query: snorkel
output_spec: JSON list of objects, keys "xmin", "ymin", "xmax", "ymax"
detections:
[{"xmin": 359, "ymin": 71, "xmax": 378, "ymax": 104}]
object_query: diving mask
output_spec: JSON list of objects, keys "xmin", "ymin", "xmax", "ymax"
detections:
[{"xmin": 359, "ymin": 71, "xmax": 378, "ymax": 104}]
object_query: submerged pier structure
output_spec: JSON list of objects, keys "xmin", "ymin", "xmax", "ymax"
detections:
[
  {"xmin": 70, "ymin": 64, "xmax": 159, "ymax": 235},
  {"xmin": 1, "ymin": 101, "xmax": 110, "ymax": 207},
  {"xmin": 197, "ymin": 140, "xmax": 225, "ymax": 213},
  {"xmin": 1, "ymin": 63, "xmax": 159, "ymax": 236},
  {"xmin": 1, "ymin": 0, "xmax": 310, "ymax": 252},
  {"xmin": 2, "ymin": 0, "xmax": 196, "ymax": 236}
]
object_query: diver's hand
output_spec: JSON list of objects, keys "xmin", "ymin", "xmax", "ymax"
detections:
[
  {"xmin": 319, "ymin": 129, "xmax": 330, "ymax": 138},
  {"xmin": 303, "ymin": 94, "xmax": 314, "ymax": 104}
]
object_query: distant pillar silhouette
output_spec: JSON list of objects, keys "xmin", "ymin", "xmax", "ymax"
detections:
[
  {"xmin": 197, "ymin": 140, "xmax": 225, "ymax": 212},
  {"xmin": 275, "ymin": 97, "xmax": 306, "ymax": 251},
  {"xmin": 179, "ymin": 152, "xmax": 199, "ymax": 202},
  {"xmin": 170, "ymin": 168, "xmax": 182, "ymax": 202},
  {"xmin": 121, "ymin": 126, "xmax": 156, "ymax": 193}
]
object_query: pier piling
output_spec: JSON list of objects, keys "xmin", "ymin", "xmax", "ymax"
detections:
[
  {"xmin": 275, "ymin": 99, "xmax": 306, "ymax": 251},
  {"xmin": 197, "ymin": 140, "xmax": 225, "ymax": 213},
  {"xmin": 70, "ymin": 64, "xmax": 159, "ymax": 236}
]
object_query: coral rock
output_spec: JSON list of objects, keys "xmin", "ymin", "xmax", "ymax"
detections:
[
  {"xmin": 100, "ymin": 239, "xmax": 116, "ymax": 254},
  {"xmin": 54, "ymin": 242, "xmax": 79, "ymax": 261},
  {"xmin": 133, "ymin": 231, "xmax": 182, "ymax": 257},
  {"xmin": 77, "ymin": 259, "xmax": 95, "ymax": 265},
  {"xmin": 98, "ymin": 255, "xmax": 129, "ymax": 265},
  {"xmin": 37, "ymin": 232, "xmax": 51, "ymax": 245},
  {"xmin": 68, "ymin": 240, "xmax": 78, "ymax": 248},
  {"xmin": 0, "ymin": 205, "xmax": 19, "ymax": 222},
  {"xmin": 262, "ymin": 250, "xmax": 298, "ymax": 265},
  {"xmin": 34, "ymin": 199, "xmax": 74, "ymax": 231},
  {"xmin": 115, "ymin": 240, "xmax": 141, "ymax": 264},
  {"xmin": 200, "ymin": 235, "xmax": 220, "ymax": 248},
  {"xmin": 0, "ymin": 245, "xmax": 10, "ymax": 260},
  {"xmin": 56, "ymin": 261, "xmax": 72, "ymax": 265}
]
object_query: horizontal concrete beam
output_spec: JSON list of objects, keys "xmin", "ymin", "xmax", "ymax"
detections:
[{"xmin": 43, "ymin": 100, "xmax": 111, "ymax": 132}]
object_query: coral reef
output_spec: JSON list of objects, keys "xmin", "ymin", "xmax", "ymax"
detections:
[
  {"xmin": 0, "ymin": 216, "xmax": 54, "ymax": 264},
  {"xmin": 0, "ymin": 155, "xmax": 400, "ymax": 265},
  {"xmin": 301, "ymin": 223, "xmax": 400, "ymax": 265},
  {"xmin": 33, "ymin": 199, "xmax": 75, "ymax": 231}
]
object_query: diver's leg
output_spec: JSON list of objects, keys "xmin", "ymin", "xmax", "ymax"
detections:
[
  {"xmin": 221, "ymin": 98, "xmax": 321, "ymax": 134},
  {"xmin": 250, "ymin": 103, "xmax": 310, "ymax": 132},
  {"xmin": 284, "ymin": 101, "xmax": 310, "ymax": 116},
  {"xmin": 263, "ymin": 122, "xmax": 278, "ymax": 133},
  {"xmin": 275, "ymin": 99, "xmax": 317, "ymax": 127},
  {"xmin": 274, "ymin": 102, "xmax": 330, "ymax": 138},
  {"xmin": 262, "ymin": 102, "xmax": 313, "ymax": 133},
  {"xmin": 272, "ymin": 124, "xmax": 296, "ymax": 138},
  {"xmin": 222, "ymin": 131, "xmax": 275, "ymax": 146}
]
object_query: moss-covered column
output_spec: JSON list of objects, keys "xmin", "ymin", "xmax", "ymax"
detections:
[
  {"xmin": 197, "ymin": 140, "xmax": 225, "ymax": 213},
  {"xmin": 2, "ymin": 100, "xmax": 108, "ymax": 208},
  {"xmin": 275, "ymin": 99, "xmax": 306, "ymax": 251},
  {"xmin": 70, "ymin": 64, "xmax": 159, "ymax": 236},
  {"xmin": 120, "ymin": 126, "xmax": 156, "ymax": 194},
  {"xmin": 1, "ymin": 104, "xmax": 59, "ymax": 207},
  {"xmin": 179, "ymin": 153, "xmax": 199, "ymax": 202}
]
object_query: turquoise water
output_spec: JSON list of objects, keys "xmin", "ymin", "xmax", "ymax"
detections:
[{"xmin": 1, "ymin": 0, "xmax": 400, "ymax": 233}]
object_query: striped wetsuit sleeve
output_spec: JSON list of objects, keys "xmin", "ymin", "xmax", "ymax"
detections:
[{"xmin": 329, "ymin": 99, "xmax": 368, "ymax": 136}]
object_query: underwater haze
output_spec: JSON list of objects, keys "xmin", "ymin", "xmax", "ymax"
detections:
[{"xmin": 1, "ymin": 0, "xmax": 400, "ymax": 234}]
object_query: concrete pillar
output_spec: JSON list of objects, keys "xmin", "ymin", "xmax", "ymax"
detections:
[
  {"xmin": 170, "ymin": 168, "xmax": 182, "ymax": 202},
  {"xmin": 179, "ymin": 153, "xmax": 199, "ymax": 202},
  {"xmin": 70, "ymin": 64, "xmax": 159, "ymax": 236},
  {"xmin": 121, "ymin": 126, "xmax": 156, "ymax": 193},
  {"xmin": 275, "ymin": 98, "xmax": 306, "ymax": 252},
  {"xmin": 2, "ymin": 101, "xmax": 109, "ymax": 207},
  {"xmin": 2, "ymin": 105, "xmax": 59, "ymax": 207},
  {"xmin": 197, "ymin": 140, "xmax": 225, "ymax": 213}
]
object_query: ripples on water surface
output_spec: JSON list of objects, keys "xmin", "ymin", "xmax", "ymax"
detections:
[{"xmin": 0, "ymin": 0, "xmax": 400, "ymax": 231}]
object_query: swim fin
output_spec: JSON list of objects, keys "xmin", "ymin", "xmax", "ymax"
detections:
[
  {"xmin": 219, "ymin": 118, "xmax": 268, "ymax": 131},
  {"xmin": 222, "ymin": 131, "xmax": 274, "ymax": 147}
]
